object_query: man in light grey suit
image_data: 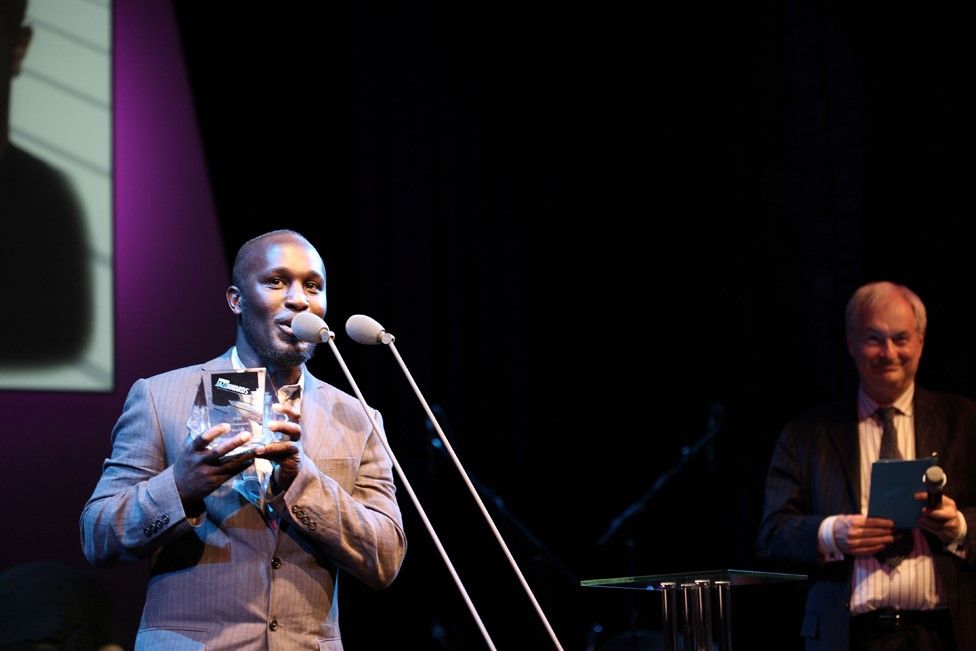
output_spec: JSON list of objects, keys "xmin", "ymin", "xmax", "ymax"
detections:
[{"xmin": 81, "ymin": 230, "xmax": 406, "ymax": 650}]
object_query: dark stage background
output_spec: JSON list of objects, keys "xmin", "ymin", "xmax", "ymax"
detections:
[{"xmin": 4, "ymin": 1, "xmax": 975, "ymax": 649}]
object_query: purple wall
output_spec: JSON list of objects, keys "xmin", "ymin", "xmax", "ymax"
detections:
[{"xmin": 0, "ymin": 0, "xmax": 228, "ymax": 641}]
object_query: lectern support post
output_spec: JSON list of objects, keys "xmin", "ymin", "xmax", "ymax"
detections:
[
  {"xmin": 695, "ymin": 580, "xmax": 714, "ymax": 651},
  {"xmin": 660, "ymin": 582, "xmax": 679, "ymax": 651},
  {"xmin": 716, "ymin": 580, "xmax": 733, "ymax": 651}
]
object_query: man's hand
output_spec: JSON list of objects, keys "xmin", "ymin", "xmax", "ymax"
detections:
[
  {"xmin": 833, "ymin": 515, "xmax": 896, "ymax": 555},
  {"xmin": 174, "ymin": 423, "xmax": 256, "ymax": 514},
  {"xmin": 255, "ymin": 402, "xmax": 302, "ymax": 494},
  {"xmin": 916, "ymin": 491, "xmax": 962, "ymax": 543}
]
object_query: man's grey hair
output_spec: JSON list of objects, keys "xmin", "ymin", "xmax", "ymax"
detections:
[{"xmin": 845, "ymin": 281, "xmax": 927, "ymax": 338}]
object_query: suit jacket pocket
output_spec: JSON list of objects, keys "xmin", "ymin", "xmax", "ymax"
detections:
[
  {"xmin": 314, "ymin": 456, "xmax": 358, "ymax": 494},
  {"xmin": 135, "ymin": 625, "xmax": 211, "ymax": 651}
]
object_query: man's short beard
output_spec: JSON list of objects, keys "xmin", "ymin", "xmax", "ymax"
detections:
[
  {"xmin": 255, "ymin": 341, "xmax": 314, "ymax": 368},
  {"xmin": 239, "ymin": 306, "xmax": 315, "ymax": 368}
]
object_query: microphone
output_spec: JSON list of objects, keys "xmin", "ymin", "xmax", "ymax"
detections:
[
  {"xmin": 924, "ymin": 465, "xmax": 946, "ymax": 509},
  {"xmin": 346, "ymin": 314, "xmax": 395, "ymax": 345},
  {"xmin": 292, "ymin": 311, "xmax": 333, "ymax": 342}
]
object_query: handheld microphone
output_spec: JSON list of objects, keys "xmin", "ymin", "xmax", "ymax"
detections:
[{"xmin": 924, "ymin": 465, "xmax": 946, "ymax": 509}]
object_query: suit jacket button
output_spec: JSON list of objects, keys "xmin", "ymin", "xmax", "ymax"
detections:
[
  {"xmin": 269, "ymin": 618, "xmax": 279, "ymax": 631},
  {"xmin": 307, "ymin": 521, "xmax": 317, "ymax": 530},
  {"xmin": 271, "ymin": 557, "xmax": 282, "ymax": 569},
  {"xmin": 143, "ymin": 527, "xmax": 152, "ymax": 537},
  {"xmin": 161, "ymin": 515, "xmax": 170, "ymax": 524}
]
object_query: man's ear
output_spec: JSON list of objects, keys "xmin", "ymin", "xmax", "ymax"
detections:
[
  {"xmin": 9, "ymin": 26, "xmax": 32, "ymax": 78},
  {"xmin": 227, "ymin": 286, "xmax": 242, "ymax": 315}
]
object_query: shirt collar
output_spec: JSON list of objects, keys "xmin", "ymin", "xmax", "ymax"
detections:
[
  {"xmin": 857, "ymin": 382, "xmax": 915, "ymax": 420},
  {"xmin": 230, "ymin": 346, "xmax": 305, "ymax": 391}
]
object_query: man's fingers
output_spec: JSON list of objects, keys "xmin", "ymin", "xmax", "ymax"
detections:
[
  {"xmin": 254, "ymin": 441, "xmax": 299, "ymax": 459},
  {"xmin": 192, "ymin": 423, "xmax": 232, "ymax": 451},
  {"xmin": 861, "ymin": 517, "xmax": 896, "ymax": 529},
  {"xmin": 848, "ymin": 533, "xmax": 896, "ymax": 554},
  {"xmin": 208, "ymin": 432, "xmax": 253, "ymax": 460},
  {"xmin": 272, "ymin": 402, "xmax": 301, "ymax": 421},
  {"xmin": 858, "ymin": 534, "xmax": 895, "ymax": 545},
  {"xmin": 215, "ymin": 451, "xmax": 257, "ymax": 472},
  {"xmin": 854, "ymin": 527, "xmax": 896, "ymax": 538},
  {"xmin": 268, "ymin": 419, "xmax": 301, "ymax": 441}
]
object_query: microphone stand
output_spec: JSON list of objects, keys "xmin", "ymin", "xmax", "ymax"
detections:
[
  {"xmin": 359, "ymin": 322, "xmax": 566, "ymax": 650},
  {"xmin": 596, "ymin": 403, "xmax": 724, "ymax": 546},
  {"xmin": 318, "ymin": 328, "xmax": 498, "ymax": 650}
]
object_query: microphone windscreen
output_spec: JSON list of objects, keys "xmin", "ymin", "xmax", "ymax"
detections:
[
  {"xmin": 925, "ymin": 465, "xmax": 946, "ymax": 490},
  {"xmin": 346, "ymin": 314, "xmax": 385, "ymax": 345},
  {"xmin": 292, "ymin": 311, "xmax": 330, "ymax": 343}
]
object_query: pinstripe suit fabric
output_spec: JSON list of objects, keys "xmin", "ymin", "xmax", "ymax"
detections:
[{"xmin": 81, "ymin": 351, "xmax": 406, "ymax": 650}]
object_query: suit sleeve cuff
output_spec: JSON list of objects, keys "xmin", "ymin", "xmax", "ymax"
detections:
[{"xmin": 143, "ymin": 466, "xmax": 198, "ymax": 537}]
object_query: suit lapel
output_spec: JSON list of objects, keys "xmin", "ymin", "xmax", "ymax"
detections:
[
  {"xmin": 201, "ymin": 349, "xmax": 234, "ymax": 372},
  {"xmin": 825, "ymin": 401, "xmax": 861, "ymax": 511},
  {"xmin": 298, "ymin": 368, "xmax": 327, "ymax": 458},
  {"xmin": 914, "ymin": 387, "xmax": 946, "ymax": 460}
]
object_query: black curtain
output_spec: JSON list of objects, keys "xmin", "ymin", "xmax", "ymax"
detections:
[{"xmin": 173, "ymin": 2, "xmax": 976, "ymax": 648}]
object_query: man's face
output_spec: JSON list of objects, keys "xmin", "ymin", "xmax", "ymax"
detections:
[
  {"xmin": 229, "ymin": 236, "xmax": 327, "ymax": 369},
  {"xmin": 847, "ymin": 294, "xmax": 924, "ymax": 405}
]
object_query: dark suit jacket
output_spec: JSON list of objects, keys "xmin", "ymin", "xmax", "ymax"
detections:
[{"xmin": 756, "ymin": 387, "xmax": 976, "ymax": 651}]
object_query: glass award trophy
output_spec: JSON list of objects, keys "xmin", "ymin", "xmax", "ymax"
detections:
[{"xmin": 182, "ymin": 367, "xmax": 287, "ymax": 460}]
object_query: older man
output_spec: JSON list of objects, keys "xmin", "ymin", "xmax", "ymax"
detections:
[
  {"xmin": 757, "ymin": 281, "xmax": 976, "ymax": 650},
  {"xmin": 82, "ymin": 230, "xmax": 406, "ymax": 650}
]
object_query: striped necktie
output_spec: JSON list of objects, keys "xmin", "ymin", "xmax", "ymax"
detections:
[{"xmin": 873, "ymin": 406, "xmax": 913, "ymax": 567}]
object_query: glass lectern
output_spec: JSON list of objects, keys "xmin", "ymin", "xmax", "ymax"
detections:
[{"xmin": 581, "ymin": 569, "xmax": 806, "ymax": 651}]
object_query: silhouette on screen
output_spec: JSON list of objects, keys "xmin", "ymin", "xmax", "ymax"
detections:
[{"xmin": 0, "ymin": 0, "xmax": 91, "ymax": 366}]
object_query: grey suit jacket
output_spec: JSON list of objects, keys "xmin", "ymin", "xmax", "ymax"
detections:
[
  {"xmin": 756, "ymin": 388, "xmax": 976, "ymax": 651},
  {"xmin": 81, "ymin": 351, "xmax": 407, "ymax": 651}
]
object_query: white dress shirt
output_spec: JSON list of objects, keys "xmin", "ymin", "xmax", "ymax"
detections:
[{"xmin": 816, "ymin": 384, "xmax": 967, "ymax": 613}]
